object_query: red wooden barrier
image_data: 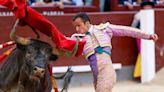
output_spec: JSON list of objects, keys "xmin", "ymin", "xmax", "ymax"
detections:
[{"xmin": 0, "ymin": 10, "xmax": 163, "ymax": 71}]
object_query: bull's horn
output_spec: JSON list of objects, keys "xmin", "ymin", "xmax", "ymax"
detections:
[
  {"xmin": 10, "ymin": 19, "xmax": 30, "ymax": 45},
  {"xmin": 52, "ymin": 38, "xmax": 79, "ymax": 57}
]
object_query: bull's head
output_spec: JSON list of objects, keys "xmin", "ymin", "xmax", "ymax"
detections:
[
  {"xmin": 10, "ymin": 19, "xmax": 58, "ymax": 81},
  {"xmin": 22, "ymin": 39, "xmax": 58, "ymax": 81},
  {"xmin": 10, "ymin": 19, "xmax": 79, "ymax": 81}
]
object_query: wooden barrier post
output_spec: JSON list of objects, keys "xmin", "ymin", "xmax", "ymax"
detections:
[{"xmin": 140, "ymin": 9, "xmax": 155, "ymax": 83}]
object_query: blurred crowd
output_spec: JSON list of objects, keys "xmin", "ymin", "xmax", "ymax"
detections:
[
  {"xmin": 23, "ymin": 0, "xmax": 164, "ymax": 11},
  {"xmin": 119, "ymin": 0, "xmax": 164, "ymax": 10},
  {"xmin": 26, "ymin": 0, "xmax": 112, "ymax": 12},
  {"xmin": 27, "ymin": 0, "xmax": 91, "ymax": 7}
]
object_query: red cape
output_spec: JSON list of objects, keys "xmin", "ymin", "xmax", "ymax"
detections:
[{"xmin": 0, "ymin": 0, "xmax": 85, "ymax": 56}]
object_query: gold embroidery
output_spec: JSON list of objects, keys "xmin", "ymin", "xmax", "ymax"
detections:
[{"xmin": 94, "ymin": 23, "xmax": 109, "ymax": 29}]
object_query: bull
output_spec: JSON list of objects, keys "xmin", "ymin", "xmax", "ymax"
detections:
[{"xmin": 0, "ymin": 19, "xmax": 79, "ymax": 92}]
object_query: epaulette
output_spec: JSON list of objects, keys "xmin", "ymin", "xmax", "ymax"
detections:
[{"xmin": 94, "ymin": 22, "xmax": 109, "ymax": 29}]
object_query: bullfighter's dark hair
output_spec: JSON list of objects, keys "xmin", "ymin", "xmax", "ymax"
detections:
[{"xmin": 73, "ymin": 12, "xmax": 91, "ymax": 23}]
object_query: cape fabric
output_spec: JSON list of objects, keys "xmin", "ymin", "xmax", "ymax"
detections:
[{"xmin": 0, "ymin": 0, "xmax": 85, "ymax": 56}]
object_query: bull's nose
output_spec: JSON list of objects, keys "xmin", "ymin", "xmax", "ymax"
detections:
[{"xmin": 33, "ymin": 66, "xmax": 45, "ymax": 76}]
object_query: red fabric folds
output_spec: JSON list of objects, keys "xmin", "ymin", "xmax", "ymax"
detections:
[{"xmin": 0, "ymin": 0, "xmax": 85, "ymax": 56}]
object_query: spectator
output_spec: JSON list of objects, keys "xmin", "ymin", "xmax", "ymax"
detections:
[
  {"xmin": 56, "ymin": 0, "xmax": 84, "ymax": 6},
  {"xmin": 131, "ymin": 0, "xmax": 155, "ymax": 78},
  {"xmin": 104, "ymin": 0, "xmax": 111, "ymax": 11},
  {"xmin": 83, "ymin": 0, "xmax": 93, "ymax": 6},
  {"xmin": 99, "ymin": 0, "xmax": 106, "ymax": 12},
  {"xmin": 156, "ymin": 0, "xmax": 164, "ymax": 4},
  {"xmin": 72, "ymin": 0, "xmax": 84, "ymax": 6},
  {"xmin": 59, "ymin": 0, "xmax": 76, "ymax": 5},
  {"xmin": 27, "ymin": 0, "xmax": 36, "ymax": 5},
  {"xmin": 99, "ymin": 0, "xmax": 111, "ymax": 12},
  {"xmin": 119, "ymin": 0, "xmax": 143, "ymax": 10},
  {"xmin": 131, "ymin": 0, "xmax": 155, "ymax": 28},
  {"xmin": 31, "ymin": 0, "xmax": 64, "ymax": 8}
]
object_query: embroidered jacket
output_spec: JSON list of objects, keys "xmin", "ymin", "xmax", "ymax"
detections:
[{"xmin": 82, "ymin": 22, "xmax": 151, "ymax": 58}]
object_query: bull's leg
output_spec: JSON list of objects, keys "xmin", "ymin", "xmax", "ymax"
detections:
[
  {"xmin": 17, "ymin": 68, "xmax": 29, "ymax": 92},
  {"xmin": 0, "ymin": 89, "xmax": 3, "ymax": 92},
  {"xmin": 0, "ymin": 85, "xmax": 16, "ymax": 92},
  {"xmin": 17, "ymin": 81, "xmax": 25, "ymax": 92}
]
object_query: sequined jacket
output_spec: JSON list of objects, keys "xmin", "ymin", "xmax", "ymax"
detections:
[{"xmin": 80, "ymin": 22, "xmax": 151, "ymax": 58}]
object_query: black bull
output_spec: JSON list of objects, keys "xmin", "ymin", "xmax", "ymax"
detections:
[{"xmin": 0, "ymin": 39, "xmax": 58, "ymax": 92}]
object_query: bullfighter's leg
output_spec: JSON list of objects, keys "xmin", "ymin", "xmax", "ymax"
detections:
[{"xmin": 95, "ymin": 53, "xmax": 116, "ymax": 92}]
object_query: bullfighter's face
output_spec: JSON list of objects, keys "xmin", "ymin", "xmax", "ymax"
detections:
[{"xmin": 73, "ymin": 18, "xmax": 90, "ymax": 34}]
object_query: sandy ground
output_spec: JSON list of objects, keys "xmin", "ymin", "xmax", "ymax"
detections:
[{"xmin": 52, "ymin": 68, "xmax": 164, "ymax": 92}]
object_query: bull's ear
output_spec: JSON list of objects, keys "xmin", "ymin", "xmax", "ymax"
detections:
[{"xmin": 49, "ymin": 54, "xmax": 58, "ymax": 61}]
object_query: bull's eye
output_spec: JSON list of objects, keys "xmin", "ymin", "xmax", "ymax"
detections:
[
  {"xmin": 26, "ymin": 52, "xmax": 31, "ymax": 57},
  {"xmin": 33, "ymin": 67, "xmax": 37, "ymax": 71},
  {"xmin": 27, "ymin": 51, "xmax": 32, "ymax": 54}
]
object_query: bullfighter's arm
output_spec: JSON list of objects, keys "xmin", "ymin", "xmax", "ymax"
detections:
[
  {"xmin": 52, "ymin": 38, "xmax": 79, "ymax": 57},
  {"xmin": 104, "ymin": 22, "xmax": 158, "ymax": 41}
]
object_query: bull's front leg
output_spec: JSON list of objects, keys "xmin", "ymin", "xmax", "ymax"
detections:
[
  {"xmin": 17, "ymin": 69, "xmax": 29, "ymax": 92},
  {"xmin": 17, "ymin": 81, "xmax": 25, "ymax": 92},
  {"xmin": 0, "ymin": 89, "xmax": 2, "ymax": 92}
]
